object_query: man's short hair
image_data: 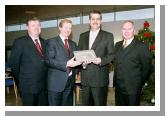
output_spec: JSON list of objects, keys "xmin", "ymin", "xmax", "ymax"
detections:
[
  {"xmin": 26, "ymin": 16, "xmax": 40, "ymax": 25},
  {"xmin": 123, "ymin": 20, "xmax": 135, "ymax": 26},
  {"xmin": 59, "ymin": 19, "xmax": 72, "ymax": 28},
  {"xmin": 89, "ymin": 10, "xmax": 102, "ymax": 20}
]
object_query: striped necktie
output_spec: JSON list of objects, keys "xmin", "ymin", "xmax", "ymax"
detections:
[
  {"xmin": 64, "ymin": 39, "xmax": 71, "ymax": 74},
  {"xmin": 123, "ymin": 40, "xmax": 128, "ymax": 48},
  {"xmin": 64, "ymin": 39, "xmax": 70, "ymax": 58},
  {"xmin": 35, "ymin": 39, "xmax": 44, "ymax": 58}
]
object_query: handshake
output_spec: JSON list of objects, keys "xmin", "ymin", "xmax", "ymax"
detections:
[{"xmin": 67, "ymin": 50, "xmax": 101, "ymax": 69}]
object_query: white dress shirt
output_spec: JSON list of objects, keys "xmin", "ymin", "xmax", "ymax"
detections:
[
  {"xmin": 59, "ymin": 34, "xmax": 68, "ymax": 45},
  {"xmin": 89, "ymin": 28, "xmax": 100, "ymax": 49},
  {"xmin": 31, "ymin": 37, "xmax": 41, "ymax": 47},
  {"xmin": 123, "ymin": 36, "xmax": 134, "ymax": 48}
]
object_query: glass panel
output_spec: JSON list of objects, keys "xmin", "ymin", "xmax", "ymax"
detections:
[
  {"xmin": 116, "ymin": 8, "xmax": 154, "ymax": 21},
  {"xmin": 102, "ymin": 12, "xmax": 114, "ymax": 22},
  {"xmin": 41, "ymin": 20, "xmax": 57, "ymax": 28},
  {"xmin": 58, "ymin": 16, "xmax": 80, "ymax": 26},
  {"xmin": 20, "ymin": 24, "xmax": 26, "ymax": 30},
  {"xmin": 5, "ymin": 26, "xmax": 8, "ymax": 32},
  {"xmin": 68, "ymin": 16, "xmax": 80, "ymax": 25},
  {"xmin": 83, "ymin": 15, "xmax": 89, "ymax": 24},
  {"xmin": 7, "ymin": 25, "xmax": 20, "ymax": 32}
]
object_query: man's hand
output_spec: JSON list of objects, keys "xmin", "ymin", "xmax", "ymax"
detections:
[
  {"xmin": 92, "ymin": 57, "xmax": 101, "ymax": 65},
  {"xmin": 67, "ymin": 57, "xmax": 81, "ymax": 67},
  {"xmin": 82, "ymin": 59, "xmax": 92, "ymax": 69}
]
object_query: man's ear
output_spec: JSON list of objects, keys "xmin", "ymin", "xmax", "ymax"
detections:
[{"xmin": 59, "ymin": 27, "xmax": 61, "ymax": 31}]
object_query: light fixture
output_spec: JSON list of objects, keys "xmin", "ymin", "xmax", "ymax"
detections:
[{"xmin": 25, "ymin": 11, "xmax": 36, "ymax": 14}]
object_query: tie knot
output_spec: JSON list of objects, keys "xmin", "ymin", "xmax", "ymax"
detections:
[
  {"xmin": 64, "ymin": 39, "xmax": 68, "ymax": 42},
  {"xmin": 35, "ymin": 39, "xmax": 38, "ymax": 43},
  {"xmin": 123, "ymin": 40, "xmax": 128, "ymax": 48}
]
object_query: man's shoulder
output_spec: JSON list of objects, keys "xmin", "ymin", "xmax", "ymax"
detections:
[
  {"xmin": 115, "ymin": 40, "xmax": 123, "ymax": 46},
  {"xmin": 14, "ymin": 35, "xmax": 28, "ymax": 43},
  {"xmin": 39, "ymin": 37, "xmax": 46, "ymax": 41},
  {"xmin": 80, "ymin": 31, "xmax": 89, "ymax": 36},
  {"xmin": 134, "ymin": 38, "xmax": 143, "ymax": 44},
  {"xmin": 47, "ymin": 37, "xmax": 58, "ymax": 42},
  {"xmin": 100, "ymin": 30, "xmax": 113, "ymax": 36},
  {"xmin": 133, "ymin": 38, "xmax": 149, "ymax": 49},
  {"xmin": 132, "ymin": 38, "xmax": 145, "ymax": 46},
  {"xmin": 69, "ymin": 39, "xmax": 77, "ymax": 45}
]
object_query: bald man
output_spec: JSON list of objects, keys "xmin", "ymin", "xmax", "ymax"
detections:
[{"xmin": 114, "ymin": 21, "xmax": 152, "ymax": 106}]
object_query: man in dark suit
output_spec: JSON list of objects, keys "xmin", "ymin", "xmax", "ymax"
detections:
[
  {"xmin": 9, "ymin": 17, "xmax": 48, "ymax": 106},
  {"xmin": 45, "ymin": 19, "xmax": 81, "ymax": 106},
  {"xmin": 77, "ymin": 10, "xmax": 115, "ymax": 106},
  {"xmin": 114, "ymin": 21, "xmax": 152, "ymax": 106}
]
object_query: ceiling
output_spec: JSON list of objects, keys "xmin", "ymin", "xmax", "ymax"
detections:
[{"xmin": 6, "ymin": 5, "xmax": 154, "ymax": 25}]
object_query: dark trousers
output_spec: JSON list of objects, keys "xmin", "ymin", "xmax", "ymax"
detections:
[
  {"xmin": 48, "ymin": 79, "xmax": 73, "ymax": 106},
  {"xmin": 115, "ymin": 88, "xmax": 140, "ymax": 106},
  {"xmin": 81, "ymin": 85, "xmax": 108, "ymax": 106},
  {"xmin": 21, "ymin": 90, "xmax": 48, "ymax": 106}
]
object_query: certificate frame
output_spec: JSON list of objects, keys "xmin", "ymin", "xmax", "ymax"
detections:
[{"xmin": 73, "ymin": 50, "xmax": 97, "ymax": 62}]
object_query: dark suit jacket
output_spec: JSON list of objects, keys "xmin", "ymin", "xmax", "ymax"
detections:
[
  {"xmin": 114, "ymin": 38, "xmax": 152, "ymax": 94},
  {"xmin": 9, "ymin": 35, "xmax": 48, "ymax": 93},
  {"xmin": 77, "ymin": 30, "xmax": 114, "ymax": 87},
  {"xmin": 45, "ymin": 36, "xmax": 77, "ymax": 92}
]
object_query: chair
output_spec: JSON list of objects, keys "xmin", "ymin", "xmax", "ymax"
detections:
[
  {"xmin": 5, "ymin": 62, "xmax": 18, "ymax": 99},
  {"xmin": 5, "ymin": 76, "xmax": 18, "ymax": 99}
]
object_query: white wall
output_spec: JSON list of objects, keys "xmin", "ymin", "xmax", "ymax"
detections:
[{"xmin": 5, "ymin": 18, "xmax": 154, "ymax": 46}]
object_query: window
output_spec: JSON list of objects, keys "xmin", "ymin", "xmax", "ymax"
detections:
[
  {"xmin": 68, "ymin": 16, "xmax": 80, "ymax": 25},
  {"xmin": 102, "ymin": 12, "xmax": 114, "ymax": 22},
  {"xmin": 7, "ymin": 25, "xmax": 20, "ymax": 32},
  {"xmin": 20, "ymin": 24, "xmax": 27, "ymax": 30},
  {"xmin": 83, "ymin": 15, "xmax": 89, "ymax": 24},
  {"xmin": 5, "ymin": 26, "xmax": 8, "ymax": 32},
  {"xmin": 58, "ymin": 16, "xmax": 80, "ymax": 26},
  {"xmin": 116, "ymin": 8, "xmax": 154, "ymax": 21},
  {"xmin": 41, "ymin": 20, "xmax": 57, "ymax": 28}
]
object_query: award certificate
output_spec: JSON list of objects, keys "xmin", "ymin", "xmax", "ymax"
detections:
[{"xmin": 74, "ymin": 50, "xmax": 97, "ymax": 62}]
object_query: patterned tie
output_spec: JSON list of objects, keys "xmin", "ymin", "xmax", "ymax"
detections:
[
  {"xmin": 123, "ymin": 40, "xmax": 128, "ymax": 48},
  {"xmin": 64, "ymin": 39, "xmax": 71, "ymax": 74},
  {"xmin": 35, "ymin": 39, "xmax": 44, "ymax": 58},
  {"xmin": 64, "ymin": 39, "xmax": 70, "ymax": 58}
]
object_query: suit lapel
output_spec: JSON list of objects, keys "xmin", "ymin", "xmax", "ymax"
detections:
[
  {"xmin": 26, "ymin": 35, "xmax": 40, "ymax": 57},
  {"xmin": 57, "ymin": 35, "xmax": 73, "ymax": 59},
  {"xmin": 91, "ymin": 30, "xmax": 102, "ymax": 50},
  {"xmin": 84, "ymin": 32, "xmax": 89, "ymax": 50},
  {"xmin": 121, "ymin": 38, "xmax": 137, "ymax": 57},
  {"xmin": 57, "ymin": 36, "xmax": 67, "ymax": 54},
  {"xmin": 68, "ymin": 40, "xmax": 74, "ymax": 58},
  {"xmin": 39, "ymin": 38, "xmax": 45, "ymax": 54},
  {"xmin": 117, "ymin": 40, "xmax": 124, "ymax": 51}
]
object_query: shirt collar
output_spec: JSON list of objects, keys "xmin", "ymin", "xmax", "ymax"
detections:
[
  {"xmin": 90, "ymin": 28, "xmax": 100, "ymax": 34},
  {"xmin": 32, "ymin": 38, "xmax": 39, "ymax": 42},
  {"xmin": 59, "ymin": 34, "xmax": 68, "ymax": 44},
  {"xmin": 123, "ymin": 36, "xmax": 134, "ymax": 45},
  {"xmin": 29, "ymin": 35, "xmax": 41, "ymax": 45},
  {"xmin": 28, "ymin": 34, "xmax": 39, "ymax": 41}
]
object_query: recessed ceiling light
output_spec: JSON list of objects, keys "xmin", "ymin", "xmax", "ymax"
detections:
[{"xmin": 25, "ymin": 11, "xmax": 36, "ymax": 14}]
